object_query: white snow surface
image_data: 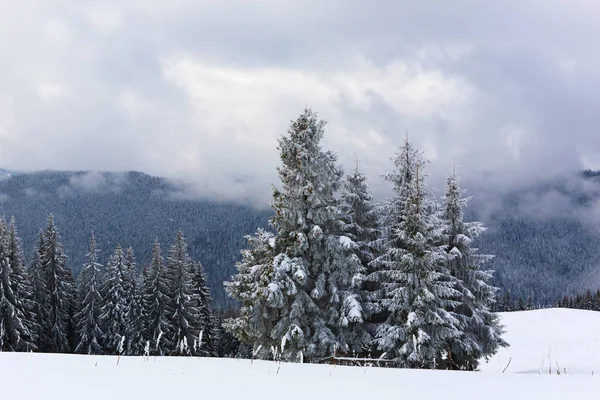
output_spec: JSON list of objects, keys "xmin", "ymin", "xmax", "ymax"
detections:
[
  {"xmin": 479, "ymin": 308, "xmax": 600, "ymax": 375},
  {"xmin": 2, "ymin": 308, "xmax": 599, "ymax": 399}
]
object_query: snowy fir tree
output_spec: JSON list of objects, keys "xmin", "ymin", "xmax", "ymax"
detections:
[
  {"xmin": 193, "ymin": 261, "xmax": 217, "ymax": 357},
  {"xmin": 224, "ymin": 229, "xmax": 283, "ymax": 359},
  {"xmin": 100, "ymin": 245, "xmax": 131, "ymax": 354},
  {"xmin": 340, "ymin": 162, "xmax": 381, "ymax": 345},
  {"xmin": 6, "ymin": 218, "xmax": 36, "ymax": 351},
  {"xmin": 29, "ymin": 231, "xmax": 48, "ymax": 351},
  {"xmin": 0, "ymin": 219, "xmax": 32, "ymax": 351},
  {"xmin": 442, "ymin": 168, "xmax": 507, "ymax": 370},
  {"xmin": 141, "ymin": 240, "xmax": 174, "ymax": 355},
  {"xmin": 124, "ymin": 247, "xmax": 145, "ymax": 355},
  {"xmin": 37, "ymin": 215, "xmax": 76, "ymax": 353},
  {"xmin": 369, "ymin": 138, "xmax": 461, "ymax": 368},
  {"xmin": 265, "ymin": 108, "xmax": 366, "ymax": 361},
  {"xmin": 166, "ymin": 231, "xmax": 200, "ymax": 356},
  {"xmin": 74, "ymin": 233, "xmax": 104, "ymax": 355},
  {"xmin": 341, "ymin": 162, "xmax": 380, "ymax": 272}
]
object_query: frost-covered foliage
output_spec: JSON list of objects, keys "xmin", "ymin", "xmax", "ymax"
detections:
[
  {"xmin": 75, "ymin": 233, "xmax": 104, "ymax": 355},
  {"xmin": 442, "ymin": 170, "xmax": 507, "ymax": 370},
  {"xmin": 254, "ymin": 108, "xmax": 367, "ymax": 361},
  {"xmin": 100, "ymin": 245, "xmax": 132, "ymax": 353},
  {"xmin": 142, "ymin": 241, "xmax": 174, "ymax": 355},
  {"xmin": 340, "ymin": 165, "xmax": 381, "ymax": 343},
  {"xmin": 124, "ymin": 247, "xmax": 145, "ymax": 355},
  {"xmin": 224, "ymin": 229, "xmax": 282, "ymax": 359},
  {"xmin": 0, "ymin": 218, "xmax": 33, "ymax": 351},
  {"xmin": 193, "ymin": 261, "xmax": 217, "ymax": 357},
  {"xmin": 29, "ymin": 231, "xmax": 47, "ymax": 351},
  {"xmin": 369, "ymin": 138, "xmax": 460, "ymax": 368},
  {"xmin": 166, "ymin": 231, "xmax": 200, "ymax": 356},
  {"xmin": 39, "ymin": 215, "xmax": 75, "ymax": 353},
  {"xmin": 341, "ymin": 166, "xmax": 380, "ymax": 270}
]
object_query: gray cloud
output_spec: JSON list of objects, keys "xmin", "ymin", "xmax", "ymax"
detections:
[{"xmin": 1, "ymin": 1, "xmax": 600, "ymax": 205}]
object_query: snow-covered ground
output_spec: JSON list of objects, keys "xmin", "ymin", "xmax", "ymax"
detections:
[{"xmin": 1, "ymin": 308, "xmax": 598, "ymax": 399}]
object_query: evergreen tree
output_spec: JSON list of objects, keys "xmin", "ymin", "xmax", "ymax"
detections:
[
  {"xmin": 124, "ymin": 247, "xmax": 145, "ymax": 355},
  {"xmin": 29, "ymin": 231, "xmax": 48, "ymax": 351},
  {"xmin": 40, "ymin": 214, "xmax": 75, "ymax": 353},
  {"xmin": 100, "ymin": 245, "xmax": 130, "ymax": 354},
  {"xmin": 267, "ymin": 108, "xmax": 366, "ymax": 361},
  {"xmin": 442, "ymin": 169, "xmax": 507, "ymax": 370},
  {"xmin": 166, "ymin": 231, "xmax": 199, "ymax": 356},
  {"xmin": 224, "ymin": 229, "xmax": 282, "ymax": 359},
  {"xmin": 74, "ymin": 233, "xmax": 104, "ymax": 354},
  {"xmin": 340, "ymin": 163, "xmax": 381, "ymax": 350},
  {"xmin": 369, "ymin": 138, "xmax": 460, "ymax": 368},
  {"xmin": 0, "ymin": 218, "xmax": 32, "ymax": 351},
  {"xmin": 526, "ymin": 296, "xmax": 534, "ymax": 311},
  {"xmin": 340, "ymin": 162, "xmax": 380, "ymax": 272},
  {"xmin": 6, "ymin": 218, "xmax": 36, "ymax": 351},
  {"xmin": 141, "ymin": 241, "xmax": 174, "ymax": 355},
  {"xmin": 194, "ymin": 261, "xmax": 217, "ymax": 357}
]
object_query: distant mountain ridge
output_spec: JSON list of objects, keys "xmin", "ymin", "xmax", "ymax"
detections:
[{"xmin": 0, "ymin": 168, "xmax": 599, "ymax": 306}]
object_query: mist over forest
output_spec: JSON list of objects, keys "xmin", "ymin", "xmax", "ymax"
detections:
[{"xmin": 1, "ymin": 167, "xmax": 599, "ymax": 307}]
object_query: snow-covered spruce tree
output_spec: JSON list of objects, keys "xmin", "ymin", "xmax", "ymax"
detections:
[
  {"xmin": 193, "ymin": 261, "xmax": 217, "ymax": 357},
  {"xmin": 40, "ymin": 214, "xmax": 75, "ymax": 353},
  {"xmin": 100, "ymin": 245, "xmax": 131, "ymax": 354},
  {"xmin": 340, "ymin": 163, "xmax": 381, "ymax": 347},
  {"xmin": 224, "ymin": 229, "xmax": 283, "ymax": 359},
  {"xmin": 268, "ymin": 108, "xmax": 367, "ymax": 361},
  {"xmin": 442, "ymin": 169, "xmax": 507, "ymax": 370},
  {"xmin": 6, "ymin": 218, "xmax": 37, "ymax": 351},
  {"xmin": 29, "ymin": 231, "xmax": 48, "ymax": 351},
  {"xmin": 166, "ymin": 231, "xmax": 199, "ymax": 356},
  {"xmin": 141, "ymin": 241, "xmax": 174, "ymax": 355},
  {"xmin": 74, "ymin": 233, "xmax": 104, "ymax": 355},
  {"xmin": 369, "ymin": 139, "xmax": 460, "ymax": 368},
  {"xmin": 124, "ymin": 247, "xmax": 145, "ymax": 355},
  {"xmin": 0, "ymin": 218, "xmax": 32, "ymax": 351},
  {"xmin": 341, "ymin": 163, "xmax": 380, "ymax": 270}
]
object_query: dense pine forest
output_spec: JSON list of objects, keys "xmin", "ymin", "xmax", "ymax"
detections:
[{"xmin": 0, "ymin": 216, "xmax": 218, "ymax": 356}]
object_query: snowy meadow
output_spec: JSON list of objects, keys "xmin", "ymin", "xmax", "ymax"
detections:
[{"xmin": 2, "ymin": 308, "xmax": 598, "ymax": 400}]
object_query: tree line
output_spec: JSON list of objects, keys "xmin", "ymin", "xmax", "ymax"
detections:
[
  {"xmin": 0, "ymin": 215, "xmax": 217, "ymax": 356},
  {"xmin": 224, "ymin": 108, "xmax": 507, "ymax": 370}
]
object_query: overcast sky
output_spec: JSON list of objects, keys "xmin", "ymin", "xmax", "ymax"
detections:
[{"xmin": 1, "ymin": 0, "xmax": 600, "ymax": 204}]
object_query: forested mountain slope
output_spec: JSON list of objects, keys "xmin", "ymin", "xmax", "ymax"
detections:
[
  {"xmin": 0, "ymin": 170, "xmax": 270, "ymax": 307},
  {"xmin": 0, "ymin": 169, "xmax": 599, "ymax": 306}
]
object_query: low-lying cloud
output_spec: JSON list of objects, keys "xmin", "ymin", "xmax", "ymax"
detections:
[{"xmin": 1, "ymin": 1, "xmax": 600, "ymax": 205}]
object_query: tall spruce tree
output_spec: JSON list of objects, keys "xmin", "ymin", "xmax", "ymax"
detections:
[
  {"xmin": 0, "ymin": 218, "xmax": 32, "ymax": 351},
  {"xmin": 442, "ymin": 169, "xmax": 507, "ymax": 370},
  {"xmin": 141, "ymin": 241, "xmax": 174, "ymax": 355},
  {"xmin": 100, "ymin": 245, "xmax": 130, "ymax": 354},
  {"xmin": 341, "ymin": 162, "xmax": 380, "ymax": 271},
  {"xmin": 166, "ymin": 231, "xmax": 199, "ymax": 356},
  {"xmin": 40, "ymin": 214, "xmax": 75, "ymax": 353},
  {"xmin": 224, "ymin": 229, "xmax": 282, "ymax": 359},
  {"xmin": 340, "ymin": 163, "xmax": 381, "ymax": 347},
  {"xmin": 6, "ymin": 218, "xmax": 36, "ymax": 351},
  {"xmin": 29, "ymin": 231, "xmax": 48, "ymax": 351},
  {"xmin": 194, "ymin": 261, "xmax": 217, "ymax": 357},
  {"xmin": 267, "ymin": 108, "xmax": 366, "ymax": 361},
  {"xmin": 369, "ymin": 138, "xmax": 460, "ymax": 368},
  {"xmin": 75, "ymin": 233, "xmax": 104, "ymax": 355},
  {"xmin": 124, "ymin": 247, "xmax": 145, "ymax": 355}
]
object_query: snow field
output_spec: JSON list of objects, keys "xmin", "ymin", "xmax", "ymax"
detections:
[{"xmin": 2, "ymin": 308, "xmax": 599, "ymax": 400}]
